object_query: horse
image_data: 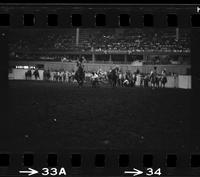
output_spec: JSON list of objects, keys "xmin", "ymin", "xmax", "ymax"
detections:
[
  {"xmin": 149, "ymin": 71, "xmax": 158, "ymax": 88},
  {"xmin": 160, "ymin": 75, "xmax": 167, "ymax": 88},
  {"xmin": 91, "ymin": 72, "xmax": 99, "ymax": 88},
  {"xmin": 57, "ymin": 72, "xmax": 62, "ymax": 82},
  {"xmin": 68, "ymin": 72, "xmax": 75, "ymax": 84},
  {"xmin": 33, "ymin": 69, "xmax": 40, "ymax": 80},
  {"xmin": 62, "ymin": 72, "xmax": 67, "ymax": 82},
  {"xmin": 97, "ymin": 71, "xmax": 107, "ymax": 83},
  {"xmin": 132, "ymin": 73, "xmax": 137, "ymax": 87},
  {"xmin": 46, "ymin": 70, "xmax": 51, "ymax": 81},
  {"xmin": 25, "ymin": 69, "xmax": 32, "ymax": 80},
  {"xmin": 123, "ymin": 71, "xmax": 135, "ymax": 87},
  {"xmin": 123, "ymin": 78, "xmax": 130, "ymax": 87},
  {"xmin": 143, "ymin": 74, "xmax": 150, "ymax": 87},
  {"xmin": 75, "ymin": 65, "xmax": 85, "ymax": 87},
  {"xmin": 53, "ymin": 72, "xmax": 58, "ymax": 81},
  {"xmin": 43, "ymin": 70, "xmax": 50, "ymax": 81},
  {"xmin": 140, "ymin": 74, "xmax": 145, "ymax": 87},
  {"xmin": 117, "ymin": 72, "xmax": 124, "ymax": 87},
  {"xmin": 107, "ymin": 68, "xmax": 119, "ymax": 88}
]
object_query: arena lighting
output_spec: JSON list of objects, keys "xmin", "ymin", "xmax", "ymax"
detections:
[
  {"xmin": 15, "ymin": 65, "xmax": 35, "ymax": 69},
  {"xmin": 16, "ymin": 66, "xmax": 24, "ymax": 69}
]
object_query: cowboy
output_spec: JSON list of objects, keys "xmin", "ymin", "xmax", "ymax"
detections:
[
  {"xmin": 149, "ymin": 67, "xmax": 158, "ymax": 89},
  {"xmin": 33, "ymin": 68, "xmax": 40, "ymax": 80},
  {"xmin": 161, "ymin": 68, "xmax": 167, "ymax": 76},
  {"xmin": 123, "ymin": 78, "xmax": 130, "ymax": 87},
  {"xmin": 161, "ymin": 68, "xmax": 167, "ymax": 88},
  {"xmin": 91, "ymin": 72, "xmax": 99, "ymax": 87}
]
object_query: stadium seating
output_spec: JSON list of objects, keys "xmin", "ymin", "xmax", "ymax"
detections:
[{"xmin": 9, "ymin": 28, "xmax": 190, "ymax": 64}]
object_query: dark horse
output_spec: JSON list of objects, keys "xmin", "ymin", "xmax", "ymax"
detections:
[
  {"xmin": 107, "ymin": 68, "xmax": 119, "ymax": 88},
  {"xmin": 25, "ymin": 69, "xmax": 32, "ymax": 80},
  {"xmin": 43, "ymin": 69, "xmax": 51, "ymax": 81},
  {"xmin": 33, "ymin": 69, "xmax": 40, "ymax": 80},
  {"xmin": 150, "ymin": 71, "xmax": 160, "ymax": 88},
  {"xmin": 75, "ymin": 65, "xmax": 85, "ymax": 87},
  {"xmin": 160, "ymin": 75, "xmax": 167, "ymax": 88}
]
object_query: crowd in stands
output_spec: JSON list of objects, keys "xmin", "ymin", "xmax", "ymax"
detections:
[
  {"xmin": 10, "ymin": 52, "xmax": 190, "ymax": 65},
  {"xmin": 9, "ymin": 28, "xmax": 190, "ymax": 53}
]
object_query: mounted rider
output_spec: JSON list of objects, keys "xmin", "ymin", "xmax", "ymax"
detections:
[
  {"xmin": 150, "ymin": 66, "xmax": 158, "ymax": 88},
  {"xmin": 75, "ymin": 57, "xmax": 85, "ymax": 87},
  {"xmin": 91, "ymin": 72, "xmax": 99, "ymax": 87},
  {"xmin": 107, "ymin": 65, "xmax": 120, "ymax": 88},
  {"xmin": 33, "ymin": 68, "xmax": 40, "ymax": 80},
  {"xmin": 161, "ymin": 68, "xmax": 167, "ymax": 88},
  {"xmin": 150, "ymin": 66, "xmax": 157, "ymax": 78}
]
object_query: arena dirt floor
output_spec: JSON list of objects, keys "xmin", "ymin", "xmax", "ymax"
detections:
[{"xmin": 2, "ymin": 80, "xmax": 192, "ymax": 153}]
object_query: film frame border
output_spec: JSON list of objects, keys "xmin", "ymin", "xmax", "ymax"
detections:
[
  {"xmin": 0, "ymin": 3, "xmax": 200, "ymax": 177},
  {"xmin": 0, "ymin": 4, "xmax": 200, "ymax": 28}
]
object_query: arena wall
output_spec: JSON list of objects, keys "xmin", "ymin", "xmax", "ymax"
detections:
[
  {"xmin": 8, "ymin": 68, "xmax": 191, "ymax": 89},
  {"xmin": 43, "ymin": 62, "xmax": 190, "ymax": 75},
  {"xmin": 178, "ymin": 75, "xmax": 191, "ymax": 89},
  {"xmin": 9, "ymin": 61, "xmax": 190, "ymax": 75},
  {"xmin": 8, "ymin": 69, "xmax": 44, "ymax": 80}
]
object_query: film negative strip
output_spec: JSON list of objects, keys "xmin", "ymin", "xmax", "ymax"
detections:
[{"xmin": 0, "ymin": 3, "xmax": 200, "ymax": 177}]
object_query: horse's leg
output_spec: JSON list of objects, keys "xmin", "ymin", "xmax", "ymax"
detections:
[
  {"xmin": 152, "ymin": 82, "xmax": 155, "ymax": 89},
  {"xmin": 109, "ymin": 79, "xmax": 112, "ymax": 87}
]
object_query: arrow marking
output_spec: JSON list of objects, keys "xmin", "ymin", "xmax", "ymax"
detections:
[
  {"xmin": 19, "ymin": 168, "xmax": 38, "ymax": 176},
  {"xmin": 124, "ymin": 168, "xmax": 143, "ymax": 176}
]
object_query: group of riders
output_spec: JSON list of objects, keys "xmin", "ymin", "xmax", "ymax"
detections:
[
  {"xmin": 72, "ymin": 60, "xmax": 168, "ymax": 88},
  {"xmin": 25, "ymin": 68, "xmax": 40, "ymax": 80},
  {"xmin": 105, "ymin": 66, "xmax": 167, "ymax": 89},
  {"xmin": 24, "ymin": 58, "xmax": 168, "ymax": 89}
]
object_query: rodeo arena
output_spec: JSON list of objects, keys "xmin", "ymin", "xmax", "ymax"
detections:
[
  {"xmin": 8, "ymin": 28, "xmax": 191, "ymax": 89},
  {"xmin": 6, "ymin": 28, "xmax": 192, "ymax": 151}
]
